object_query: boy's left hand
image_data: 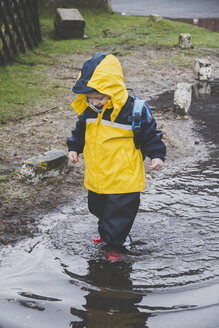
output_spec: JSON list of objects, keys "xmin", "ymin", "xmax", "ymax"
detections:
[{"xmin": 150, "ymin": 158, "xmax": 164, "ymax": 170}]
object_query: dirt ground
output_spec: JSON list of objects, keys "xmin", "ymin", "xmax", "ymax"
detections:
[{"xmin": 0, "ymin": 45, "xmax": 219, "ymax": 244}]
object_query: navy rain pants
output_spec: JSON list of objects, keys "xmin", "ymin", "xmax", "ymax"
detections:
[{"xmin": 88, "ymin": 190, "xmax": 140, "ymax": 246}]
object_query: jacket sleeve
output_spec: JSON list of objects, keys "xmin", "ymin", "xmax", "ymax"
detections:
[
  {"xmin": 139, "ymin": 105, "xmax": 166, "ymax": 161},
  {"xmin": 67, "ymin": 115, "xmax": 86, "ymax": 154}
]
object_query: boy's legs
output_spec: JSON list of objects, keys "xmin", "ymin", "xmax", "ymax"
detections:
[
  {"xmin": 102, "ymin": 193, "xmax": 140, "ymax": 246},
  {"xmin": 88, "ymin": 190, "xmax": 105, "ymax": 237},
  {"xmin": 88, "ymin": 190, "xmax": 140, "ymax": 247}
]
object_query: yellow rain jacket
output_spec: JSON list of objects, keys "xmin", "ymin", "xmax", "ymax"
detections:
[{"xmin": 67, "ymin": 52, "xmax": 166, "ymax": 194}]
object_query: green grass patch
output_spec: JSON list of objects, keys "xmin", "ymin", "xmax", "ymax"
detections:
[
  {"xmin": 0, "ymin": 175, "xmax": 9, "ymax": 182},
  {"xmin": 0, "ymin": 169, "xmax": 19, "ymax": 182},
  {"xmin": 0, "ymin": 9, "xmax": 218, "ymax": 124},
  {"xmin": 0, "ymin": 51, "xmax": 66, "ymax": 124}
]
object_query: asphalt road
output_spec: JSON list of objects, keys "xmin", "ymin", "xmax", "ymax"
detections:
[{"xmin": 110, "ymin": 0, "xmax": 219, "ymax": 19}]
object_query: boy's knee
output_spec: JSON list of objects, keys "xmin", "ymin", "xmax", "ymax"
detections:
[{"xmin": 88, "ymin": 190, "xmax": 105, "ymax": 219}]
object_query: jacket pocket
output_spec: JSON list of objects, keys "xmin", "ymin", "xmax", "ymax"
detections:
[{"xmin": 122, "ymin": 149, "xmax": 134, "ymax": 176}]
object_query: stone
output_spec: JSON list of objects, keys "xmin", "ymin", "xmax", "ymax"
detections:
[
  {"xmin": 20, "ymin": 149, "xmax": 68, "ymax": 184},
  {"xmin": 56, "ymin": 8, "xmax": 85, "ymax": 28},
  {"xmin": 149, "ymin": 14, "xmax": 163, "ymax": 23},
  {"xmin": 179, "ymin": 33, "xmax": 192, "ymax": 49},
  {"xmin": 54, "ymin": 8, "xmax": 86, "ymax": 39},
  {"xmin": 194, "ymin": 58, "xmax": 211, "ymax": 81},
  {"xmin": 54, "ymin": 20, "xmax": 85, "ymax": 38},
  {"xmin": 173, "ymin": 83, "xmax": 192, "ymax": 116},
  {"xmin": 193, "ymin": 18, "xmax": 199, "ymax": 25}
]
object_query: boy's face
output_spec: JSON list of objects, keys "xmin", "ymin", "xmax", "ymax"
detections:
[{"xmin": 86, "ymin": 92, "xmax": 110, "ymax": 109}]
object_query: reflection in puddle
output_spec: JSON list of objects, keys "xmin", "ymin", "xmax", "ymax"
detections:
[
  {"xmin": 169, "ymin": 18, "xmax": 219, "ymax": 32},
  {"xmin": 0, "ymin": 81, "xmax": 219, "ymax": 327}
]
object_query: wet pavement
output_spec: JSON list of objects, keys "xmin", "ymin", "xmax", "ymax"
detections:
[
  {"xmin": 110, "ymin": 0, "xmax": 219, "ymax": 19},
  {"xmin": 110, "ymin": 0, "xmax": 219, "ymax": 32},
  {"xmin": 0, "ymin": 82, "xmax": 219, "ymax": 327}
]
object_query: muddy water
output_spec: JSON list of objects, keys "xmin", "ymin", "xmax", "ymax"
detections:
[{"xmin": 0, "ymin": 82, "xmax": 219, "ymax": 328}]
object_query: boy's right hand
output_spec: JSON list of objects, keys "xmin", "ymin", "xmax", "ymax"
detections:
[{"xmin": 68, "ymin": 151, "xmax": 79, "ymax": 164}]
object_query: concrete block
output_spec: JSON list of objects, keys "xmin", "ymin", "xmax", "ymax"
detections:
[
  {"xmin": 54, "ymin": 20, "xmax": 85, "ymax": 38},
  {"xmin": 149, "ymin": 14, "xmax": 163, "ymax": 23},
  {"xmin": 194, "ymin": 58, "xmax": 211, "ymax": 81},
  {"xmin": 173, "ymin": 83, "xmax": 192, "ymax": 115},
  {"xmin": 20, "ymin": 149, "xmax": 68, "ymax": 184},
  {"xmin": 54, "ymin": 8, "xmax": 86, "ymax": 39},
  {"xmin": 179, "ymin": 33, "xmax": 192, "ymax": 49},
  {"xmin": 56, "ymin": 8, "xmax": 85, "ymax": 28}
]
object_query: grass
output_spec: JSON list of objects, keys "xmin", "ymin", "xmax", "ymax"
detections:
[
  {"xmin": 0, "ymin": 61, "xmax": 64, "ymax": 122},
  {"xmin": 0, "ymin": 175, "xmax": 9, "ymax": 182},
  {"xmin": 148, "ymin": 54, "xmax": 193, "ymax": 67},
  {"xmin": 40, "ymin": 10, "xmax": 219, "ymax": 53},
  {"xmin": 0, "ymin": 9, "xmax": 218, "ymax": 124}
]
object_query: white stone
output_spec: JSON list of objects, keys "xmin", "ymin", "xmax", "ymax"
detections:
[
  {"xmin": 173, "ymin": 83, "xmax": 192, "ymax": 115},
  {"xmin": 194, "ymin": 58, "xmax": 212, "ymax": 80},
  {"xmin": 20, "ymin": 149, "xmax": 68, "ymax": 184},
  {"xmin": 179, "ymin": 33, "xmax": 192, "ymax": 49},
  {"xmin": 149, "ymin": 14, "xmax": 163, "ymax": 23}
]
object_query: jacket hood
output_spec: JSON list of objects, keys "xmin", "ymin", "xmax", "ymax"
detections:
[{"xmin": 71, "ymin": 52, "xmax": 128, "ymax": 123}]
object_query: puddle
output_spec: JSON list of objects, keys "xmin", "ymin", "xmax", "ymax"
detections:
[
  {"xmin": 148, "ymin": 80, "xmax": 219, "ymax": 147},
  {"xmin": 0, "ymin": 81, "xmax": 219, "ymax": 327},
  {"xmin": 168, "ymin": 17, "xmax": 219, "ymax": 33}
]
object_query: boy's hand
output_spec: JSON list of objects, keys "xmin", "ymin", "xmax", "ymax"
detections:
[
  {"xmin": 68, "ymin": 151, "xmax": 79, "ymax": 164},
  {"xmin": 150, "ymin": 158, "xmax": 164, "ymax": 170}
]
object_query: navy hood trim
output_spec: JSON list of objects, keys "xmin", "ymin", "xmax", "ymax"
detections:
[
  {"xmin": 72, "ymin": 85, "xmax": 96, "ymax": 94},
  {"xmin": 72, "ymin": 52, "xmax": 109, "ymax": 94}
]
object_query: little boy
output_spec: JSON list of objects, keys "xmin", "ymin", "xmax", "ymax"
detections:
[{"xmin": 67, "ymin": 52, "xmax": 166, "ymax": 248}]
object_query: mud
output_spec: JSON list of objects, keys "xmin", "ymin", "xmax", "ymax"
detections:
[{"xmin": 0, "ymin": 44, "xmax": 219, "ymax": 244}]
